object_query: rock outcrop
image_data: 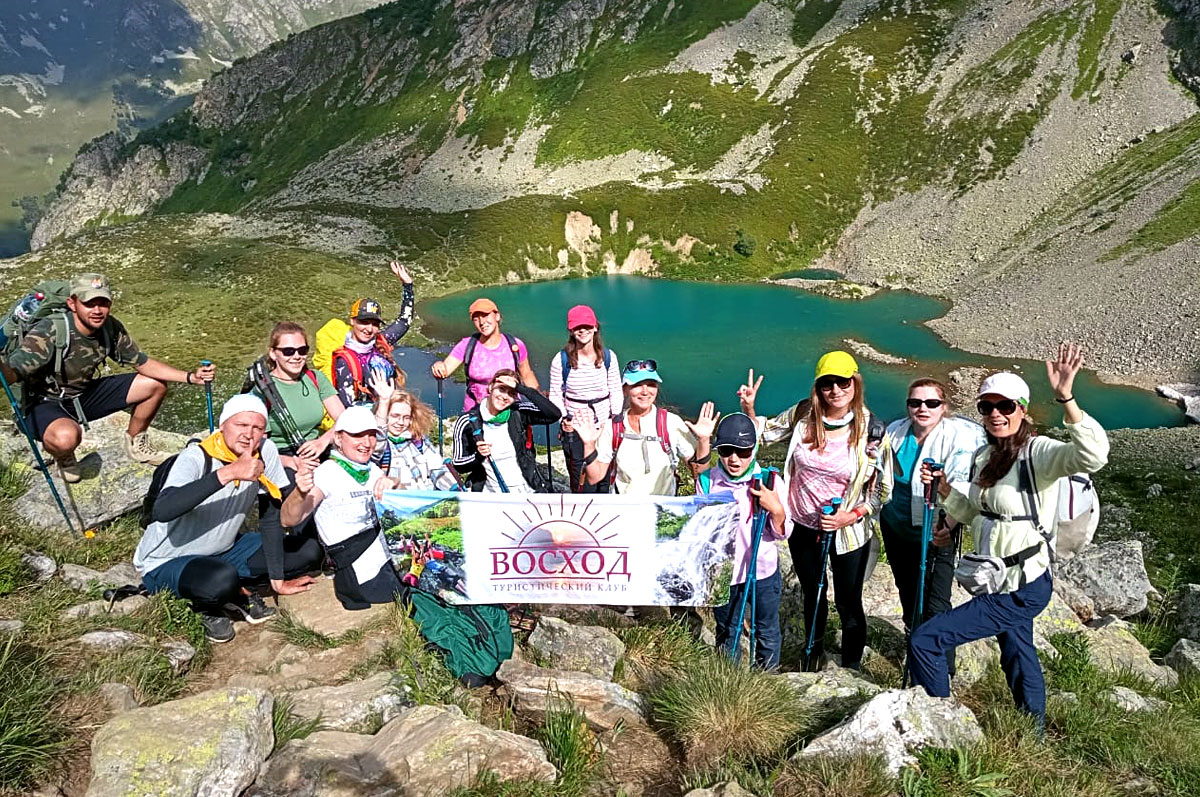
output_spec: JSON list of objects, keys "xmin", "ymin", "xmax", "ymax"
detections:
[
  {"xmin": 1058, "ymin": 541, "xmax": 1155, "ymax": 618},
  {"xmin": 87, "ymin": 687, "xmax": 274, "ymax": 797},
  {"xmin": 1086, "ymin": 617, "xmax": 1179, "ymax": 688},
  {"xmin": 497, "ymin": 657, "xmax": 646, "ymax": 731},
  {"xmin": 285, "ymin": 673, "xmax": 408, "ymax": 732},
  {"xmin": 527, "ymin": 616, "xmax": 625, "ymax": 680}
]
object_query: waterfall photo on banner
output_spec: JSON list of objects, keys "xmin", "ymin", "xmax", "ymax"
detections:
[{"xmin": 377, "ymin": 491, "xmax": 738, "ymax": 606}]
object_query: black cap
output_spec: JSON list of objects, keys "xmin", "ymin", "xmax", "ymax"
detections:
[
  {"xmin": 714, "ymin": 412, "xmax": 757, "ymax": 449},
  {"xmin": 350, "ymin": 297, "xmax": 383, "ymax": 322}
]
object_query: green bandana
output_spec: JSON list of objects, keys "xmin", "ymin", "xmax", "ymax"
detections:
[
  {"xmin": 331, "ymin": 451, "xmax": 371, "ymax": 485},
  {"xmin": 483, "ymin": 407, "xmax": 512, "ymax": 426},
  {"xmin": 388, "ymin": 434, "xmax": 410, "ymax": 445}
]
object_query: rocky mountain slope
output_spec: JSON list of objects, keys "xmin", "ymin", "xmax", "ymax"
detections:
[
  {"xmin": 0, "ymin": 0, "xmax": 390, "ymax": 256},
  {"xmin": 15, "ymin": 0, "xmax": 1200, "ymax": 385}
]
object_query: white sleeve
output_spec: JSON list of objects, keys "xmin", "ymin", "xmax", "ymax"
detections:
[
  {"xmin": 669, "ymin": 412, "xmax": 697, "ymax": 462},
  {"xmin": 595, "ymin": 419, "xmax": 615, "ymax": 464},
  {"xmin": 312, "ymin": 462, "xmax": 339, "ymax": 496},
  {"xmin": 261, "ymin": 440, "xmax": 290, "ymax": 489},
  {"xmin": 162, "ymin": 445, "xmax": 205, "ymax": 488}
]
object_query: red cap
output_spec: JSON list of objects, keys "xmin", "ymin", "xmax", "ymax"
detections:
[{"xmin": 566, "ymin": 305, "xmax": 598, "ymax": 330}]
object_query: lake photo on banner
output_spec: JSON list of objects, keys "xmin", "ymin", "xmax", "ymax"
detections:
[{"xmin": 416, "ymin": 277, "xmax": 1182, "ymax": 430}]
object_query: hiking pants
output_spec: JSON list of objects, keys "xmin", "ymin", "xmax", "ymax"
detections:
[
  {"xmin": 880, "ymin": 515, "xmax": 958, "ymax": 674},
  {"xmin": 142, "ymin": 532, "xmax": 323, "ymax": 612},
  {"xmin": 789, "ymin": 524, "xmax": 871, "ymax": 668},
  {"xmin": 909, "ymin": 571, "xmax": 1052, "ymax": 724},
  {"xmin": 713, "ymin": 567, "xmax": 782, "ymax": 670},
  {"xmin": 560, "ymin": 428, "xmax": 606, "ymax": 493}
]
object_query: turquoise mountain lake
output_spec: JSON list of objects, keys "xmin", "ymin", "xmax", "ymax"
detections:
[{"xmin": 411, "ymin": 277, "xmax": 1181, "ymax": 431}]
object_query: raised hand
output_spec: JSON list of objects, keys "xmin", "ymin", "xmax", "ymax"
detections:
[
  {"xmin": 1046, "ymin": 341, "xmax": 1084, "ymax": 400},
  {"xmin": 296, "ymin": 437, "xmax": 328, "ymax": 462},
  {"xmin": 571, "ymin": 412, "xmax": 603, "ymax": 448},
  {"xmin": 369, "ymin": 368, "xmax": 394, "ymax": 402},
  {"xmin": 390, "ymin": 260, "xmax": 413, "ymax": 284},
  {"xmin": 685, "ymin": 401, "xmax": 719, "ymax": 440},
  {"xmin": 737, "ymin": 369, "xmax": 763, "ymax": 415}
]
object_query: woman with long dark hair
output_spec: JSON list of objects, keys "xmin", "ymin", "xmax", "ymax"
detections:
[
  {"xmin": 739, "ymin": 351, "xmax": 892, "ymax": 671},
  {"xmin": 910, "ymin": 343, "xmax": 1108, "ymax": 731},
  {"xmin": 550, "ymin": 305, "xmax": 622, "ymax": 492}
]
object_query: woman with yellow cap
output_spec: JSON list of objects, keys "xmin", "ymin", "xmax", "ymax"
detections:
[{"xmin": 739, "ymin": 351, "xmax": 892, "ymax": 671}]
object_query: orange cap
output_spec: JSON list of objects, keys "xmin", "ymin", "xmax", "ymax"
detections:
[{"xmin": 469, "ymin": 297, "xmax": 498, "ymax": 317}]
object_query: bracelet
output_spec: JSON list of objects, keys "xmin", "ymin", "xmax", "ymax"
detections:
[
  {"xmin": 1055, "ymin": 396, "xmax": 1074, "ymax": 404},
  {"xmin": 186, "ymin": 372, "xmax": 193, "ymax": 384},
  {"xmin": 851, "ymin": 505, "xmax": 868, "ymax": 520}
]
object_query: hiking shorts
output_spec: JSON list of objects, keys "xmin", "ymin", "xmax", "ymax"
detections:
[{"xmin": 25, "ymin": 373, "xmax": 138, "ymax": 440}]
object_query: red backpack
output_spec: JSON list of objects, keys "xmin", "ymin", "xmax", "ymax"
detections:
[{"xmin": 606, "ymin": 408, "xmax": 673, "ymax": 490}]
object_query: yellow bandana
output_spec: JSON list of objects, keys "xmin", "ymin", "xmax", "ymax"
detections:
[{"xmin": 199, "ymin": 432, "xmax": 282, "ymax": 500}]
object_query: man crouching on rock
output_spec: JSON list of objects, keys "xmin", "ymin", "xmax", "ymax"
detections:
[{"xmin": 134, "ymin": 395, "xmax": 323, "ymax": 643}]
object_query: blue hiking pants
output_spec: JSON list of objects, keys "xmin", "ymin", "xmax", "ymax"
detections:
[
  {"xmin": 713, "ymin": 566, "xmax": 783, "ymax": 670},
  {"xmin": 909, "ymin": 571, "xmax": 1052, "ymax": 723}
]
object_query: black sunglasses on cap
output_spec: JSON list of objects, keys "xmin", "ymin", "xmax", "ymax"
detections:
[
  {"xmin": 906, "ymin": 398, "xmax": 944, "ymax": 409},
  {"xmin": 716, "ymin": 445, "xmax": 755, "ymax": 459},
  {"xmin": 623, "ymin": 359, "xmax": 657, "ymax": 373},
  {"xmin": 274, "ymin": 345, "xmax": 310, "ymax": 357},
  {"xmin": 977, "ymin": 398, "xmax": 1020, "ymax": 416},
  {"xmin": 815, "ymin": 375, "xmax": 853, "ymax": 391}
]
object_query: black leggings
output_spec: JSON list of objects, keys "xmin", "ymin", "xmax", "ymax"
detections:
[
  {"xmin": 789, "ymin": 524, "xmax": 871, "ymax": 668},
  {"xmin": 561, "ymin": 428, "xmax": 607, "ymax": 493},
  {"xmin": 881, "ymin": 515, "xmax": 958, "ymax": 674},
  {"xmin": 177, "ymin": 536, "xmax": 323, "ymax": 611}
]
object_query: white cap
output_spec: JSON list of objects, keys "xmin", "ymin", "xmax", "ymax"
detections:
[
  {"xmin": 333, "ymin": 405, "xmax": 378, "ymax": 434},
  {"xmin": 978, "ymin": 372, "xmax": 1030, "ymax": 406},
  {"xmin": 219, "ymin": 394, "xmax": 269, "ymax": 426}
]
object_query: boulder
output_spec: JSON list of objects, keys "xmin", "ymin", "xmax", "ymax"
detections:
[
  {"xmin": 3, "ymin": 413, "xmax": 190, "ymax": 532},
  {"xmin": 87, "ymin": 687, "xmax": 273, "ymax": 797},
  {"xmin": 161, "ymin": 640, "xmax": 196, "ymax": 674},
  {"xmin": 1165, "ymin": 638, "xmax": 1200, "ymax": 677},
  {"xmin": 252, "ymin": 704, "xmax": 555, "ymax": 796},
  {"xmin": 1176, "ymin": 584, "xmax": 1200, "ymax": 639},
  {"xmin": 78, "ymin": 630, "xmax": 145, "ymax": 652},
  {"xmin": 98, "ymin": 683, "xmax": 139, "ymax": 714},
  {"xmin": 21, "ymin": 550, "xmax": 56, "ymax": 581},
  {"xmin": 528, "ymin": 616, "xmax": 625, "ymax": 679},
  {"xmin": 1053, "ymin": 577, "xmax": 1095, "ymax": 623},
  {"xmin": 1033, "ymin": 591, "xmax": 1087, "ymax": 639},
  {"xmin": 796, "ymin": 688, "xmax": 982, "ymax": 774},
  {"xmin": 62, "ymin": 594, "xmax": 148, "ymax": 620},
  {"xmin": 274, "ymin": 577, "xmax": 390, "ymax": 638},
  {"xmin": 102, "ymin": 562, "xmax": 141, "ymax": 587},
  {"xmin": 951, "ymin": 638, "xmax": 999, "ymax": 688},
  {"xmin": 779, "ymin": 665, "xmax": 882, "ymax": 715},
  {"xmin": 684, "ymin": 781, "xmax": 756, "ymax": 797},
  {"xmin": 1058, "ymin": 541, "xmax": 1154, "ymax": 618},
  {"xmin": 1086, "ymin": 617, "xmax": 1178, "ymax": 688},
  {"xmin": 60, "ymin": 564, "xmax": 110, "ymax": 591},
  {"xmin": 286, "ymin": 672, "xmax": 408, "ymax": 732},
  {"xmin": 1102, "ymin": 686, "xmax": 1168, "ymax": 713},
  {"xmin": 497, "ymin": 657, "xmax": 646, "ymax": 731}
]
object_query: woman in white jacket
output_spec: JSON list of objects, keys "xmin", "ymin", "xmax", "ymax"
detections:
[
  {"xmin": 911, "ymin": 343, "xmax": 1108, "ymax": 729},
  {"xmin": 882, "ymin": 379, "xmax": 985, "ymax": 675}
]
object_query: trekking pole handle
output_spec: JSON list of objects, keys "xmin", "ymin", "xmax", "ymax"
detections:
[
  {"xmin": 749, "ymin": 476, "xmax": 762, "ymax": 515},
  {"xmin": 922, "ymin": 459, "xmax": 945, "ymax": 506}
]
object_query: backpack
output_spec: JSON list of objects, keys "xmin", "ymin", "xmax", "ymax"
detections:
[
  {"xmin": 558, "ymin": 347, "xmax": 613, "ymax": 393},
  {"xmin": 140, "ymin": 439, "xmax": 212, "ymax": 529},
  {"xmin": 0, "ymin": 280, "xmax": 112, "ymax": 414},
  {"xmin": 398, "ymin": 585, "xmax": 514, "ymax": 686},
  {"xmin": 313, "ymin": 319, "xmax": 350, "ymax": 385},
  {"xmin": 607, "ymin": 407, "xmax": 673, "ymax": 490},
  {"xmin": 315, "ymin": 318, "xmax": 396, "ymax": 407}
]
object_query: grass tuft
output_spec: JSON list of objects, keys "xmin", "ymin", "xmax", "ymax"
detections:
[
  {"xmin": 272, "ymin": 694, "xmax": 323, "ymax": 751},
  {"xmin": 614, "ymin": 619, "xmax": 706, "ymax": 691},
  {"xmin": 648, "ymin": 653, "xmax": 808, "ymax": 768},
  {"xmin": 534, "ymin": 695, "xmax": 605, "ymax": 797},
  {"xmin": 774, "ymin": 754, "xmax": 896, "ymax": 797},
  {"xmin": 0, "ymin": 637, "xmax": 68, "ymax": 791},
  {"xmin": 900, "ymin": 747, "xmax": 1015, "ymax": 797},
  {"xmin": 0, "ymin": 543, "xmax": 30, "ymax": 598}
]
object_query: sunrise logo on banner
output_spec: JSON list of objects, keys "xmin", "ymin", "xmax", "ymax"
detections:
[{"xmin": 376, "ymin": 490, "xmax": 739, "ymax": 606}]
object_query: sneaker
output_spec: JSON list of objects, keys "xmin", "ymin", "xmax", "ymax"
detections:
[
  {"xmin": 224, "ymin": 592, "xmax": 276, "ymax": 625},
  {"xmin": 124, "ymin": 431, "xmax": 169, "ymax": 466},
  {"xmin": 202, "ymin": 613, "xmax": 236, "ymax": 643},
  {"xmin": 55, "ymin": 452, "xmax": 82, "ymax": 484}
]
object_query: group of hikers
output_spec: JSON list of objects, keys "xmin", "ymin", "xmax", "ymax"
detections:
[{"xmin": 0, "ymin": 267, "xmax": 1109, "ymax": 732}]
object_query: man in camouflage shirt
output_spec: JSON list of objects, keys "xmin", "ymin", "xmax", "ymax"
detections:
[{"xmin": 2, "ymin": 273, "xmax": 215, "ymax": 482}]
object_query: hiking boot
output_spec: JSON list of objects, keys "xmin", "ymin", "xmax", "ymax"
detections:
[
  {"xmin": 224, "ymin": 592, "xmax": 276, "ymax": 625},
  {"xmin": 55, "ymin": 452, "xmax": 82, "ymax": 484},
  {"xmin": 124, "ymin": 431, "xmax": 169, "ymax": 465},
  {"xmin": 202, "ymin": 613, "xmax": 235, "ymax": 643}
]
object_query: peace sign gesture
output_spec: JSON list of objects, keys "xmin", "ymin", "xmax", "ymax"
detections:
[{"xmin": 738, "ymin": 369, "xmax": 763, "ymax": 416}]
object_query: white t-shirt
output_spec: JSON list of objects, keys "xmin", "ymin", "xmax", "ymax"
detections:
[
  {"xmin": 595, "ymin": 407, "xmax": 697, "ymax": 495},
  {"xmin": 312, "ymin": 459, "xmax": 389, "ymax": 584},
  {"xmin": 480, "ymin": 421, "xmax": 532, "ymax": 493}
]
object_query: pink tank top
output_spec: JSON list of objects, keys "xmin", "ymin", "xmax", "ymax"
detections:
[{"xmin": 789, "ymin": 436, "xmax": 853, "ymax": 528}]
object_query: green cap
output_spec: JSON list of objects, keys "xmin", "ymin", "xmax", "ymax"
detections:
[{"xmin": 70, "ymin": 273, "xmax": 112, "ymax": 302}]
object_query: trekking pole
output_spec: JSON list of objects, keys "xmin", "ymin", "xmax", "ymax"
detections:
[
  {"xmin": 436, "ymin": 377, "xmax": 444, "ymax": 456},
  {"xmin": 729, "ymin": 467, "xmax": 778, "ymax": 665},
  {"xmin": 902, "ymin": 459, "xmax": 943, "ymax": 687},
  {"xmin": 728, "ymin": 474, "xmax": 763, "ymax": 662},
  {"xmin": 804, "ymin": 499, "xmax": 840, "ymax": 671},
  {"xmin": 545, "ymin": 423, "xmax": 553, "ymax": 484},
  {"xmin": 0, "ymin": 369, "xmax": 77, "ymax": 535},
  {"xmin": 472, "ymin": 426, "xmax": 509, "ymax": 493},
  {"xmin": 201, "ymin": 360, "xmax": 214, "ymax": 434}
]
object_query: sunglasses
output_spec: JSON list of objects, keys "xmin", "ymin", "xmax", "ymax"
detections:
[
  {"xmin": 623, "ymin": 359, "xmax": 657, "ymax": 373},
  {"xmin": 716, "ymin": 445, "xmax": 755, "ymax": 459},
  {"xmin": 977, "ymin": 399, "xmax": 1021, "ymax": 416},
  {"xmin": 906, "ymin": 398, "xmax": 945, "ymax": 409},
  {"xmin": 274, "ymin": 345, "xmax": 310, "ymax": 357},
  {"xmin": 816, "ymin": 375, "xmax": 853, "ymax": 392}
]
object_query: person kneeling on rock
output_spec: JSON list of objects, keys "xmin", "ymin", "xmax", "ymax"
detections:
[
  {"xmin": 282, "ymin": 405, "xmax": 405, "ymax": 610},
  {"xmin": 134, "ymin": 394, "xmax": 324, "ymax": 643}
]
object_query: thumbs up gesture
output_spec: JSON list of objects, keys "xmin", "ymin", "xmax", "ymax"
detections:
[
  {"xmin": 221, "ymin": 446, "xmax": 264, "ymax": 485},
  {"xmin": 294, "ymin": 456, "xmax": 316, "ymax": 495}
]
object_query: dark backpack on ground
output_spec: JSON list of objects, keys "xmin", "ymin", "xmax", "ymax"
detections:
[
  {"xmin": 140, "ymin": 439, "xmax": 212, "ymax": 529},
  {"xmin": 398, "ymin": 584, "xmax": 513, "ymax": 686}
]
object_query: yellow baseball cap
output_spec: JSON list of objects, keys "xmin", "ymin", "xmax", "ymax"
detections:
[{"xmin": 814, "ymin": 350, "xmax": 859, "ymax": 381}]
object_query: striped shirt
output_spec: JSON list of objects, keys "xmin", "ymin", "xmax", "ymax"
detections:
[{"xmin": 548, "ymin": 348, "xmax": 623, "ymax": 423}]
